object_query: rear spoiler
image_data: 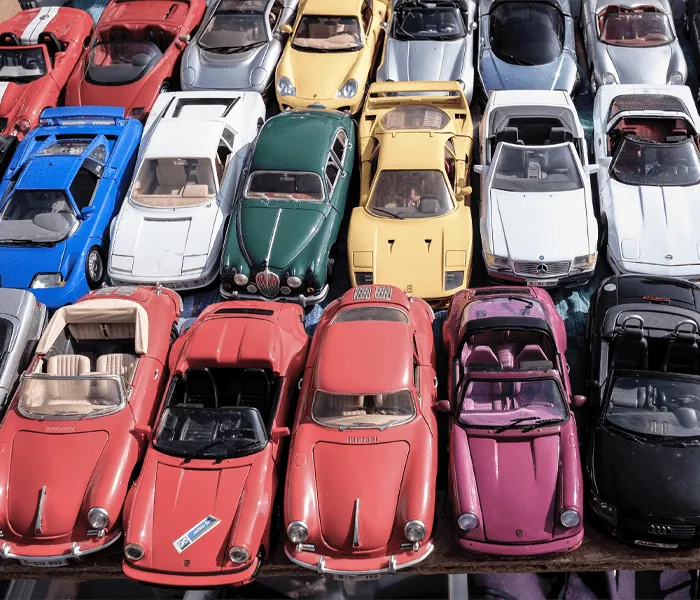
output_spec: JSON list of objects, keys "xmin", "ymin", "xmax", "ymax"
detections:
[
  {"xmin": 364, "ymin": 81, "xmax": 469, "ymax": 113},
  {"xmin": 39, "ymin": 106, "xmax": 126, "ymax": 126}
]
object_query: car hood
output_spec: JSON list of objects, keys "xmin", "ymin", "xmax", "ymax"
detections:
[
  {"xmin": 287, "ymin": 49, "xmax": 360, "ymax": 99},
  {"xmin": 184, "ymin": 43, "xmax": 271, "ymax": 90},
  {"xmin": 382, "ymin": 38, "xmax": 467, "ymax": 82},
  {"xmin": 605, "ymin": 44, "xmax": 673, "ymax": 84},
  {"xmin": 0, "ymin": 243, "xmax": 67, "ymax": 288},
  {"xmin": 77, "ymin": 76, "xmax": 148, "ymax": 114},
  {"xmin": 479, "ymin": 51, "xmax": 577, "ymax": 94}
]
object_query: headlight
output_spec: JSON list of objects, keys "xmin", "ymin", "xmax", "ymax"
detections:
[
  {"xmin": 404, "ymin": 520, "xmax": 426, "ymax": 543},
  {"xmin": 128, "ymin": 107, "xmax": 145, "ymax": 120},
  {"xmin": 355, "ymin": 272, "xmax": 373, "ymax": 285},
  {"xmin": 484, "ymin": 254, "xmax": 510, "ymax": 270},
  {"xmin": 444, "ymin": 270, "xmax": 464, "ymax": 291},
  {"xmin": 287, "ymin": 276, "xmax": 302, "ymax": 288},
  {"xmin": 124, "ymin": 544, "xmax": 145, "ymax": 561},
  {"xmin": 602, "ymin": 72, "xmax": 617, "ymax": 85},
  {"xmin": 457, "ymin": 513, "xmax": 478, "ymax": 532},
  {"xmin": 277, "ymin": 76, "xmax": 296, "ymax": 97},
  {"xmin": 229, "ymin": 546, "xmax": 250, "ymax": 563},
  {"xmin": 233, "ymin": 273, "xmax": 249, "ymax": 286},
  {"xmin": 87, "ymin": 507, "xmax": 109, "ymax": 529},
  {"xmin": 669, "ymin": 71, "xmax": 684, "ymax": 85},
  {"xmin": 14, "ymin": 118, "xmax": 31, "ymax": 134},
  {"xmin": 246, "ymin": 284, "xmax": 257, "ymax": 294},
  {"xmin": 591, "ymin": 497, "xmax": 617, "ymax": 524},
  {"xmin": 31, "ymin": 273, "xmax": 64, "ymax": 288},
  {"xmin": 572, "ymin": 253, "xmax": 597, "ymax": 270},
  {"xmin": 337, "ymin": 79, "xmax": 358, "ymax": 99},
  {"xmin": 560, "ymin": 509, "xmax": 581, "ymax": 528},
  {"xmin": 287, "ymin": 521, "xmax": 308, "ymax": 543}
]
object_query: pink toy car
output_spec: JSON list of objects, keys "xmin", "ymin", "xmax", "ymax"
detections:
[{"xmin": 442, "ymin": 286, "xmax": 586, "ymax": 556}]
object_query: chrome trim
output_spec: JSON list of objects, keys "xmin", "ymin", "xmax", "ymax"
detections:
[
  {"xmin": 220, "ymin": 284, "xmax": 329, "ymax": 307},
  {"xmin": 1, "ymin": 531, "xmax": 122, "ymax": 561},
  {"xmin": 352, "ymin": 499, "xmax": 360, "ymax": 548},
  {"xmin": 296, "ymin": 542, "xmax": 315, "ymax": 553},
  {"xmin": 265, "ymin": 209, "xmax": 282, "ymax": 264},
  {"xmin": 34, "ymin": 487, "xmax": 46, "ymax": 535}
]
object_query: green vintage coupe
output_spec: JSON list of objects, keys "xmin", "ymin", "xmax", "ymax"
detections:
[{"xmin": 219, "ymin": 109, "xmax": 355, "ymax": 306}]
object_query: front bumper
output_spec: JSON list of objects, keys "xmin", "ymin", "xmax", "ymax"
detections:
[
  {"xmin": 486, "ymin": 266, "xmax": 594, "ymax": 289},
  {"xmin": 0, "ymin": 530, "xmax": 122, "ymax": 564},
  {"xmin": 220, "ymin": 284, "xmax": 329, "ymax": 307},
  {"xmin": 607, "ymin": 247, "xmax": 700, "ymax": 282},
  {"xmin": 596, "ymin": 511, "xmax": 700, "ymax": 550},
  {"xmin": 455, "ymin": 529, "xmax": 583, "ymax": 556},
  {"xmin": 276, "ymin": 93, "xmax": 364, "ymax": 115},
  {"xmin": 109, "ymin": 264, "xmax": 219, "ymax": 291}
]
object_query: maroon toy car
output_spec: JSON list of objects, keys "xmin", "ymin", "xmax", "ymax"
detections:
[{"xmin": 442, "ymin": 287, "xmax": 585, "ymax": 556}]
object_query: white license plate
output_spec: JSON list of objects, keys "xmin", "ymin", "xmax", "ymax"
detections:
[
  {"xmin": 634, "ymin": 540, "xmax": 679, "ymax": 549},
  {"xmin": 527, "ymin": 280, "xmax": 558, "ymax": 288},
  {"xmin": 18, "ymin": 558, "xmax": 69, "ymax": 568},
  {"xmin": 334, "ymin": 574, "xmax": 382, "ymax": 581}
]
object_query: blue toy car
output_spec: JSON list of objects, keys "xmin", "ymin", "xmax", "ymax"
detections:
[{"xmin": 0, "ymin": 107, "xmax": 142, "ymax": 310}]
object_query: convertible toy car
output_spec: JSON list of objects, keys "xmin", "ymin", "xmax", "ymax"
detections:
[
  {"xmin": 442, "ymin": 286, "xmax": 585, "ymax": 555},
  {"xmin": 347, "ymin": 81, "xmax": 473, "ymax": 306},
  {"xmin": 108, "ymin": 91, "xmax": 266, "ymax": 291},
  {"xmin": 220, "ymin": 109, "xmax": 355, "ymax": 306},
  {"xmin": 181, "ymin": 0, "xmax": 299, "ymax": 94},
  {"xmin": 593, "ymin": 85, "xmax": 700, "ymax": 279},
  {"xmin": 587, "ymin": 274, "xmax": 700, "ymax": 549},
  {"xmin": 475, "ymin": 90, "xmax": 598, "ymax": 287},
  {"xmin": 64, "ymin": 0, "xmax": 207, "ymax": 120},
  {"xmin": 376, "ymin": 0, "xmax": 477, "ymax": 102},
  {"xmin": 477, "ymin": 0, "xmax": 578, "ymax": 96},
  {"xmin": 274, "ymin": 0, "xmax": 388, "ymax": 114},
  {"xmin": 285, "ymin": 284, "xmax": 438, "ymax": 574},
  {"xmin": 122, "ymin": 300, "xmax": 308, "ymax": 586},
  {"xmin": 0, "ymin": 107, "xmax": 142, "ymax": 310},
  {"xmin": 582, "ymin": 0, "xmax": 686, "ymax": 91},
  {"xmin": 0, "ymin": 7, "xmax": 92, "ymax": 137},
  {"xmin": 0, "ymin": 285, "xmax": 181, "ymax": 566}
]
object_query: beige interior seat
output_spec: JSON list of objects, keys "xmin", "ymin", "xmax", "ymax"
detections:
[
  {"xmin": 328, "ymin": 394, "xmax": 365, "ymax": 417},
  {"xmin": 68, "ymin": 322, "xmax": 136, "ymax": 341},
  {"xmin": 97, "ymin": 353, "xmax": 139, "ymax": 384},
  {"xmin": 182, "ymin": 184, "xmax": 210, "ymax": 198},
  {"xmin": 46, "ymin": 354, "xmax": 91, "ymax": 376},
  {"xmin": 155, "ymin": 162, "xmax": 187, "ymax": 195}
]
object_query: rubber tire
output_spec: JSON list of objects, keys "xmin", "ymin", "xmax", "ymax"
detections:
[{"xmin": 85, "ymin": 247, "xmax": 104, "ymax": 289}]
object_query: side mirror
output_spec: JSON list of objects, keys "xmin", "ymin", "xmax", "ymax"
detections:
[
  {"xmin": 469, "ymin": 21, "xmax": 477, "ymax": 32},
  {"xmin": 178, "ymin": 34, "xmax": 191, "ymax": 43},
  {"xmin": 380, "ymin": 21, "xmax": 388, "ymax": 31},
  {"xmin": 81, "ymin": 205, "xmax": 97, "ymax": 217},
  {"xmin": 572, "ymin": 395, "xmax": 587, "ymax": 409},
  {"xmin": 473, "ymin": 164, "xmax": 488, "ymax": 175},
  {"xmin": 132, "ymin": 425, "xmax": 152, "ymax": 440},
  {"xmin": 587, "ymin": 164, "xmax": 599, "ymax": 175},
  {"xmin": 281, "ymin": 24, "xmax": 293, "ymax": 34},
  {"xmin": 460, "ymin": 185, "xmax": 472, "ymax": 198},
  {"xmin": 435, "ymin": 399, "xmax": 451, "ymax": 413},
  {"xmin": 271, "ymin": 426, "xmax": 291, "ymax": 441}
]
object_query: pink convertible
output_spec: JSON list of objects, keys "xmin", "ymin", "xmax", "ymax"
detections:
[{"xmin": 442, "ymin": 287, "xmax": 585, "ymax": 556}]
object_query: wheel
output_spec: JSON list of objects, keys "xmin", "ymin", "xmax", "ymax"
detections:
[
  {"xmin": 158, "ymin": 80, "xmax": 171, "ymax": 95},
  {"xmin": 85, "ymin": 247, "xmax": 104, "ymax": 289}
]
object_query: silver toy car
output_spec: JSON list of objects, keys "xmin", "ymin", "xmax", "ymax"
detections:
[
  {"xmin": 180, "ymin": 0, "xmax": 299, "ymax": 94},
  {"xmin": 477, "ymin": 0, "xmax": 579, "ymax": 96},
  {"xmin": 583, "ymin": 0, "xmax": 686, "ymax": 91},
  {"xmin": 376, "ymin": 0, "xmax": 477, "ymax": 102}
]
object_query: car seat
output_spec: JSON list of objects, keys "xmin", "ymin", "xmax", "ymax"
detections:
[
  {"xmin": 612, "ymin": 317, "xmax": 648, "ymax": 370},
  {"xmin": 47, "ymin": 354, "xmax": 90, "ymax": 376},
  {"xmin": 155, "ymin": 162, "xmax": 187, "ymax": 195},
  {"xmin": 515, "ymin": 344, "xmax": 552, "ymax": 371},
  {"xmin": 662, "ymin": 322, "xmax": 700, "ymax": 375}
]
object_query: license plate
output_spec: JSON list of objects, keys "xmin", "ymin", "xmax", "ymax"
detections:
[
  {"xmin": 634, "ymin": 540, "xmax": 679, "ymax": 549},
  {"xmin": 527, "ymin": 280, "xmax": 558, "ymax": 288},
  {"xmin": 19, "ymin": 558, "xmax": 69, "ymax": 568},
  {"xmin": 334, "ymin": 574, "xmax": 382, "ymax": 581}
]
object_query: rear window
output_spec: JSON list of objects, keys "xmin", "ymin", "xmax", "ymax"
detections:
[
  {"xmin": 334, "ymin": 306, "xmax": 409, "ymax": 323},
  {"xmin": 245, "ymin": 171, "xmax": 325, "ymax": 200},
  {"xmin": 380, "ymin": 106, "xmax": 451, "ymax": 131}
]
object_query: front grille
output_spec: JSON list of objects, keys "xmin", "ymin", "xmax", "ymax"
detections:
[
  {"xmin": 513, "ymin": 261, "xmax": 570, "ymax": 277},
  {"xmin": 255, "ymin": 269, "xmax": 280, "ymax": 298},
  {"xmin": 620, "ymin": 517, "xmax": 697, "ymax": 539},
  {"xmin": 353, "ymin": 286, "xmax": 372, "ymax": 300}
]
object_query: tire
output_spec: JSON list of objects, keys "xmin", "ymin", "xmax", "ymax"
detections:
[{"xmin": 85, "ymin": 247, "xmax": 104, "ymax": 289}]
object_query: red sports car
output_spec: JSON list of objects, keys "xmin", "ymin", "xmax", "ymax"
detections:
[
  {"xmin": 64, "ymin": 0, "xmax": 206, "ymax": 120},
  {"xmin": 284, "ymin": 285, "xmax": 438, "ymax": 575},
  {"xmin": 0, "ymin": 285, "xmax": 181, "ymax": 567},
  {"xmin": 122, "ymin": 301, "xmax": 308, "ymax": 586},
  {"xmin": 0, "ymin": 7, "xmax": 92, "ymax": 138}
]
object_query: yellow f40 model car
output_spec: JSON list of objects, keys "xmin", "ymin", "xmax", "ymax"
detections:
[
  {"xmin": 347, "ymin": 81, "xmax": 473, "ymax": 307},
  {"xmin": 275, "ymin": 0, "xmax": 388, "ymax": 114}
]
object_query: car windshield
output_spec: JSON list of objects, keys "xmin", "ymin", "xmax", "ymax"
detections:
[
  {"xmin": 312, "ymin": 390, "xmax": 416, "ymax": 429},
  {"xmin": 0, "ymin": 47, "xmax": 47, "ymax": 82},
  {"xmin": 599, "ymin": 10, "xmax": 673, "ymax": 47},
  {"xmin": 368, "ymin": 170, "xmax": 454, "ymax": 218},
  {"xmin": 610, "ymin": 137, "xmax": 700, "ymax": 186},
  {"xmin": 18, "ymin": 374, "xmax": 125, "ymax": 419},
  {"xmin": 131, "ymin": 158, "xmax": 217, "ymax": 207},
  {"xmin": 245, "ymin": 170, "xmax": 325, "ymax": 200},
  {"xmin": 459, "ymin": 377, "xmax": 567, "ymax": 428},
  {"xmin": 38, "ymin": 140, "xmax": 92, "ymax": 157},
  {"xmin": 492, "ymin": 144, "xmax": 583, "ymax": 192},
  {"xmin": 199, "ymin": 7, "xmax": 269, "ymax": 51},
  {"xmin": 394, "ymin": 6, "xmax": 466, "ymax": 40},
  {"xmin": 489, "ymin": 1, "xmax": 564, "ymax": 65},
  {"xmin": 292, "ymin": 16, "xmax": 363, "ymax": 51},
  {"xmin": 0, "ymin": 190, "xmax": 78, "ymax": 245},
  {"xmin": 87, "ymin": 41, "xmax": 162, "ymax": 85}
]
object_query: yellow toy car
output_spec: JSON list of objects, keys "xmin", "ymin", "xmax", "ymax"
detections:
[
  {"xmin": 347, "ymin": 81, "xmax": 474, "ymax": 307},
  {"xmin": 275, "ymin": 0, "xmax": 388, "ymax": 114}
]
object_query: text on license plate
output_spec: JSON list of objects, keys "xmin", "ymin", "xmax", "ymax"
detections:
[
  {"xmin": 528, "ymin": 281, "xmax": 558, "ymax": 288},
  {"xmin": 19, "ymin": 558, "xmax": 69, "ymax": 567},
  {"xmin": 634, "ymin": 540, "xmax": 679, "ymax": 549},
  {"xmin": 334, "ymin": 574, "xmax": 382, "ymax": 581}
]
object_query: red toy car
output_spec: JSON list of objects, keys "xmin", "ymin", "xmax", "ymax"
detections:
[
  {"xmin": 0, "ymin": 285, "xmax": 181, "ymax": 567},
  {"xmin": 65, "ymin": 0, "xmax": 206, "ymax": 120},
  {"xmin": 122, "ymin": 301, "xmax": 308, "ymax": 586},
  {"xmin": 0, "ymin": 7, "xmax": 92, "ymax": 138},
  {"xmin": 284, "ymin": 285, "xmax": 438, "ymax": 575}
]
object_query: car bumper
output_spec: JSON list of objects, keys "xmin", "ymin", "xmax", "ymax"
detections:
[
  {"xmin": 277, "ymin": 94, "xmax": 364, "ymax": 115},
  {"xmin": 486, "ymin": 267, "xmax": 594, "ymax": 289},
  {"xmin": 122, "ymin": 556, "xmax": 260, "ymax": 587},
  {"xmin": 109, "ymin": 266, "xmax": 219, "ymax": 291},
  {"xmin": 607, "ymin": 248, "xmax": 700, "ymax": 282},
  {"xmin": 220, "ymin": 284, "xmax": 329, "ymax": 307},
  {"xmin": 455, "ymin": 529, "xmax": 583, "ymax": 556},
  {"xmin": 0, "ymin": 530, "xmax": 122, "ymax": 564}
]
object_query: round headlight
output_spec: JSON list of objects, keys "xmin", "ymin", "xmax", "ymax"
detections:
[
  {"xmin": 87, "ymin": 507, "xmax": 109, "ymax": 530},
  {"xmin": 280, "ymin": 286, "xmax": 291, "ymax": 295},
  {"xmin": 602, "ymin": 72, "xmax": 617, "ymax": 85},
  {"xmin": 404, "ymin": 520, "xmax": 426, "ymax": 543},
  {"xmin": 287, "ymin": 521, "xmax": 308, "ymax": 544},
  {"xmin": 278, "ymin": 76, "xmax": 296, "ymax": 97},
  {"xmin": 124, "ymin": 544, "xmax": 145, "ymax": 561},
  {"xmin": 457, "ymin": 513, "xmax": 478, "ymax": 532},
  {"xmin": 669, "ymin": 71, "xmax": 684, "ymax": 85},
  {"xmin": 287, "ymin": 276, "xmax": 302, "ymax": 289},
  {"xmin": 560, "ymin": 509, "xmax": 581, "ymax": 528},
  {"xmin": 233, "ymin": 273, "xmax": 249, "ymax": 286},
  {"xmin": 337, "ymin": 79, "xmax": 358, "ymax": 99},
  {"xmin": 229, "ymin": 546, "xmax": 250, "ymax": 563}
]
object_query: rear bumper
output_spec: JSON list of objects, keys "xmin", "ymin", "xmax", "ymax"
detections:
[
  {"xmin": 455, "ymin": 529, "xmax": 583, "ymax": 556},
  {"xmin": 220, "ymin": 284, "xmax": 329, "ymax": 307},
  {"xmin": 0, "ymin": 530, "xmax": 122, "ymax": 563},
  {"xmin": 122, "ymin": 556, "xmax": 260, "ymax": 587}
]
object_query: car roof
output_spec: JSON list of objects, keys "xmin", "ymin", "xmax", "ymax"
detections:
[
  {"xmin": 15, "ymin": 156, "xmax": 77, "ymax": 191},
  {"xmin": 302, "ymin": 0, "xmax": 364, "ymax": 17},
  {"xmin": 144, "ymin": 120, "xmax": 225, "ymax": 159}
]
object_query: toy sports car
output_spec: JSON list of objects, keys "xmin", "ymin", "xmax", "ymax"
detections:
[
  {"xmin": 587, "ymin": 274, "xmax": 700, "ymax": 549},
  {"xmin": 181, "ymin": 0, "xmax": 299, "ymax": 94},
  {"xmin": 0, "ymin": 7, "xmax": 93, "ymax": 137},
  {"xmin": 442, "ymin": 286, "xmax": 585, "ymax": 555},
  {"xmin": 220, "ymin": 109, "xmax": 355, "ymax": 306},
  {"xmin": 122, "ymin": 301, "xmax": 308, "ymax": 586},
  {"xmin": 108, "ymin": 91, "xmax": 266, "ymax": 291},
  {"xmin": 475, "ymin": 90, "xmax": 598, "ymax": 287},
  {"xmin": 347, "ymin": 81, "xmax": 473, "ymax": 306},
  {"xmin": 0, "ymin": 107, "xmax": 142, "ymax": 310},
  {"xmin": 582, "ymin": 0, "xmax": 686, "ymax": 91},
  {"xmin": 376, "ymin": 0, "xmax": 477, "ymax": 102},
  {"xmin": 0, "ymin": 285, "xmax": 181, "ymax": 567},
  {"xmin": 65, "ymin": 0, "xmax": 207, "ymax": 120},
  {"xmin": 275, "ymin": 0, "xmax": 388, "ymax": 114},
  {"xmin": 285, "ymin": 284, "xmax": 437, "ymax": 575},
  {"xmin": 593, "ymin": 84, "xmax": 700, "ymax": 279},
  {"xmin": 477, "ymin": 0, "xmax": 578, "ymax": 96}
]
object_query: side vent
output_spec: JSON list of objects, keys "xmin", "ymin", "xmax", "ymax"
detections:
[{"xmin": 215, "ymin": 308, "xmax": 275, "ymax": 316}]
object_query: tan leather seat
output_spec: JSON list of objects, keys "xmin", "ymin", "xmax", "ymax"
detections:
[
  {"xmin": 96, "ymin": 353, "xmax": 138, "ymax": 384},
  {"xmin": 46, "ymin": 355, "xmax": 90, "ymax": 376},
  {"xmin": 155, "ymin": 162, "xmax": 187, "ymax": 195}
]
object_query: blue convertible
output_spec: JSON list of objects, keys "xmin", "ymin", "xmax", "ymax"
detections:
[{"xmin": 0, "ymin": 107, "xmax": 142, "ymax": 309}]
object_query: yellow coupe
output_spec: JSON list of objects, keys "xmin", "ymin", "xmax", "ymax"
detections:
[
  {"xmin": 275, "ymin": 0, "xmax": 388, "ymax": 114},
  {"xmin": 347, "ymin": 81, "xmax": 473, "ymax": 307}
]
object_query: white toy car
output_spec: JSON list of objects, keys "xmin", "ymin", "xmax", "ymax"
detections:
[
  {"xmin": 594, "ymin": 84, "xmax": 700, "ymax": 279},
  {"xmin": 475, "ymin": 90, "xmax": 599, "ymax": 287},
  {"xmin": 107, "ymin": 91, "xmax": 266, "ymax": 290}
]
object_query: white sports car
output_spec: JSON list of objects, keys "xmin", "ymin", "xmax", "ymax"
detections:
[
  {"xmin": 107, "ymin": 91, "xmax": 266, "ymax": 290},
  {"xmin": 594, "ymin": 84, "xmax": 700, "ymax": 280},
  {"xmin": 476, "ymin": 90, "xmax": 599, "ymax": 287}
]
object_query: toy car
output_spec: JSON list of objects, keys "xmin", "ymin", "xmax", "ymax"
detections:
[
  {"xmin": 477, "ymin": 0, "xmax": 578, "ymax": 96},
  {"xmin": 274, "ymin": 0, "xmax": 388, "ymax": 114},
  {"xmin": 593, "ymin": 84, "xmax": 700, "ymax": 279},
  {"xmin": 108, "ymin": 91, "xmax": 266, "ymax": 291},
  {"xmin": 442, "ymin": 286, "xmax": 585, "ymax": 555},
  {"xmin": 220, "ymin": 109, "xmax": 355, "ymax": 306},
  {"xmin": 0, "ymin": 285, "xmax": 181, "ymax": 566},
  {"xmin": 64, "ymin": 0, "xmax": 207, "ymax": 120},
  {"xmin": 475, "ymin": 90, "xmax": 598, "ymax": 287},
  {"xmin": 347, "ymin": 81, "xmax": 473, "ymax": 306},
  {"xmin": 284, "ymin": 284, "xmax": 437, "ymax": 575},
  {"xmin": 587, "ymin": 274, "xmax": 700, "ymax": 549},
  {"xmin": 582, "ymin": 0, "xmax": 686, "ymax": 91},
  {"xmin": 181, "ymin": 0, "xmax": 299, "ymax": 94},
  {"xmin": 0, "ymin": 107, "xmax": 142, "ymax": 310},
  {"xmin": 122, "ymin": 300, "xmax": 308, "ymax": 586},
  {"xmin": 376, "ymin": 0, "xmax": 477, "ymax": 102},
  {"xmin": 0, "ymin": 7, "xmax": 92, "ymax": 137}
]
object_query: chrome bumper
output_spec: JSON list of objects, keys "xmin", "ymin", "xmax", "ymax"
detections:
[
  {"xmin": 0, "ymin": 531, "xmax": 122, "ymax": 561},
  {"xmin": 220, "ymin": 284, "xmax": 329, "ymax": 308}
]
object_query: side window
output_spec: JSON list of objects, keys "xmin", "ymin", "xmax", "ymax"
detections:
[
  {"xmin": 445, "ymin": 139, "xmax": 456, "ymax": 188},
  {"xmin": 369, "ymin": 139, "xmax": 379, "ymax": 182},
  {"xmin": 361, "ymin": 1, "xmax": 372, "ymax": 33},
  {"xmin": 217, "ymin": 131, "xmax": 234, "ymax": 183},
  {"xmin": 325, "ymin": 156, "xmax": 340, "ymax": 192},
  {"xmin": 270, "ymin": 0, "xmax": 284, "ymax": 28},
  {"xmin": 70, "ymin": 167, "xmax": 99, "ymax": 210},
  {"xmin": 332, "ymin": 129, "xmax": 348, "ymax": 165}
]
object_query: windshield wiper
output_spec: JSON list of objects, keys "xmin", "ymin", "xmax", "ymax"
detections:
[
  {"xmin": 184, "ymin": 438, "xmax": 258, "ymax": 462},
  {"xmin": 522, "ymin": 418, "xmax": 563, "ymax": 432},
  {"xmin": 494, "ymin": 416, "xmax": 539, "ymax": 433},
  {"xmin": 205, "ymin": 40, "xmax": 267, "ymax": 54},
  {"xmin": 504, "ymin": 54, "xmax": 536, "ymax": 66},
  {"xmin": 372, "ymin": 207, "xmax": 405, "ymax": 220}
]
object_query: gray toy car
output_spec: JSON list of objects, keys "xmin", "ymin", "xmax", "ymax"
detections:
[
  {"xmin": 477, "ymin": 0, "xmax": 579, "ymax": 96},
  {"xmin": 180, "ymin": 0, "xmax": 299, "ymax": 94}
]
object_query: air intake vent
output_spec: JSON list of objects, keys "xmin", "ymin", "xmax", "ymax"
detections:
[
  {"xmin": 215, "ymin": 308, "xmax": 274, "ymax": 316},
  {"xmin": 473, "ymin": 287, "xmax": 530, "ymax": 296},
  {"xmin": 353, "ymin": 286, "xmax": 372, "ymax": 300},
  {"xmin": 374, "ymin": 286, "xmax": 393, "ymax": 300}
]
